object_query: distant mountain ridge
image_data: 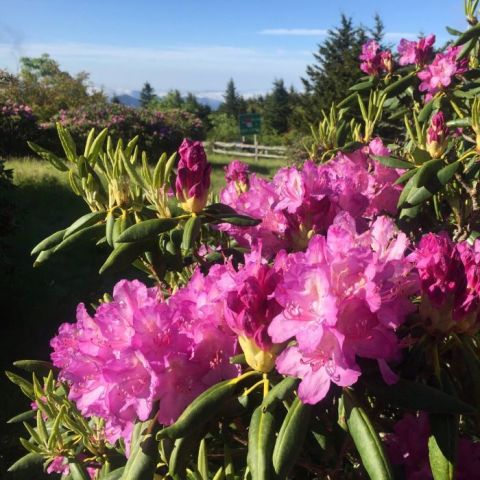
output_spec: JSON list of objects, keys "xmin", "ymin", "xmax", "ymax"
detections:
[{"xmin": 112, "ymin": 91, "xmax": 222, "ymax": 110}]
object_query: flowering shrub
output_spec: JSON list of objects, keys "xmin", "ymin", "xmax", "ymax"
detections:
[
  {"xmin": 0, "ymin": 101, "xmax": 38, "ymax": 155},
  {"xmin": 44, "ymin": 103, "xmax": 205, "ymax": 157},
  {"xmin": 7, "ymin": 3, "xmax": 480, "ymax": 480}
]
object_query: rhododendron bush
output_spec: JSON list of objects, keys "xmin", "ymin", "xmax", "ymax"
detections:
[{"xmin": 8, "ymin": 4, "xmax": 480, "ymax": 480}]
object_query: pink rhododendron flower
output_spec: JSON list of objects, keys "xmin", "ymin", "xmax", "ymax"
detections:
[
  {"xmin": 220, "ymin": 145, "xmax": 403, "ymax": 256},
  {"xmin": 398, "ymin": 35, "xmax": 435, "ymax": 66},
  {"xmin": 426, "ymin": 112, "xmax": 450, "ymax": 158},
  {"xmin": 418, "ymin": 46, "xmax": 468, "ymax": 100},
  {"xmin": 410, "ymin": 233, "xmax": 480, "ymax": 334},
  {"xmin": 47, "ymin": 456, "xmax": 70, "ymax": 475},
  {"xmin": 360, "ymin": 40, "xmax": 393, "ymax": 76},
  {"xmin": 175, "ymin": 139, "xmax": 211, "ymax": 213},
  {"xmin": 386, "ymin": 412, "xmax": 480, "ymax": 479},
  {"xmin": 51, "ymin": 278, "xmax": 239, "ymax": 447},
  {"xmin": 224, "ymin": 160, "xmax": 250, "ymax": 192},
  {"xmin": 223, "ymin": 245, "xmax": 283, "ymax": 372},
  {"xmin": 268, "ymin": 213, "xmax": 417, "ymax": 404}
]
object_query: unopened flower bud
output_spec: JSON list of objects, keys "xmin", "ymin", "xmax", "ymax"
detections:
[
  {"xmin": 175, "ymin": 139, "xmax": 211, "ymax": 213},
  {"xmin": 426, "ymin": 112, "xmax": 449, "ymax": 158}
]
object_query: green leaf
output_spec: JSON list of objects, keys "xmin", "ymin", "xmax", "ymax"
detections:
[
  {"xmin": 31, "ymin": 229, "xmax": 67, "ymax": 255},
  {"xmin": 106, "ymin": 212, "xmax": 116, "ymax": 247},
  {"xmin": 69, "ymin": 462, "xmax": 90, "ymax": 480},
  {"xmin": 13, "ymin": 360, "xmax": 55, "ymax": 376},
  {"xmin": 349, "ymin": 79, "xmax": 374, "ymax": 91},
  {"xmin": 182, "ymin": 216, "xmax": 202, "ymax": 251},
  {"xmin": 365, "ymin": 378, "xmax": 475, "ymax": 414},
  {"xmin": 272, "ymin": 396, "xmax": 312, "ymax": 480},
  {"xmin": 158, "ymin": 379, "xmax": 238, "ymax": 440},
  {"xmin": 121, "ymin": 150, "xmax": 145, "ymax": 188},
  {"xmin": 5, "ymin": 371, "xmax": 34, "ymax": 398},
  {"xmin": 86, "ymin": 128, "xmax": 108, "ymax": 163},
  {"xmin": 163, "ymin": 152, "xmax": 177, "ymax": 184},
  {"xmin": 210, "ymin": 213, "xmax": 261, "ymax": 226},
  {"xmin": 372, "ymin": 155, "xmax": 413, "ymax": 169},
  {"xmin": 204, "ymin": 203, "xmax": 238, "ymax": 215},
  {"xmin": 418, "ymin": 98, "xmax": 437, "ymax": 123},
  {"xmin": 153, "ymin": 152, "xmax": 167, "ymax": 188},
  {"xmin": 197, "ymin": 438, "xmax": 209, "ymax": 480},
  {"xmin": 453, "ymin": 22, "xmax": 480, "ymax": 46},
  {"xmin": 121, "ymin": 417, "xmax": 161, "ymax": 480},
  {"xmin": 169, "ymin": 432, "xmax": 204, "ymax": 480},
  {"xmin": 27, "ymin": 141, "xmax": 68, "ymax": 171},
  {"xmin": 337, "ymin": 92, "xmax": 358, "ymax": 108},
  {"xmin": 446, "ymin": 26, "xmax": 463, "ymax": 36},
  {"xmin": 261, "ymin": 377, "xmax": 299, "ymax": 411},
  {"xmin": 437, "ymin": 161, "xmax": 460, "ymax": 185},
  {"xmin": 428, "ymin": 414, "xmax": 457, "ymax": 480},
  {"xmin": 7, "ymin": 410, "xmax": 36, "ymax": 424},
  {"xmin": 56, "ymin": 122, "xmax": 77, "ymax": 163},
  {"xmin": 247, "ymin": 405, "xmax": 276, "ymax": 480},
  {"xmin": 99, "ymin": 241, "xmax": 150, "ymax": 275},
  {"xmin": 53, "ymin": 223, "xmax": 104, "ymax": 253},
  {"xmin": 397, "ymin": 169, "xmax": 418, "ymax": 208},
  {"xmin": 382, "ymin": 72, "xmax": 416, "ymax": 97},
  {"xmin": 343, "ymin": 391, "xmax": 393, "ymax": 480},
  {"xmin": 8, "ymin": 452, "xmax": 43, "ymax": 472},
  {"xmin": 447, "ymin": 117, "xmax": 471, "ymax": 127},
  {"xmin": 394, "ymin": 168, "xmax": 417, "ymax": 185},
  {"xmin": 64, "ymin": 211, "xmax": 105, "ymax": 238},
  {"xmin": 457, "ymin": 336, "xmax": 480, "ymax": 408},
  {"xmin": 102, "ymin": 467, "xmax": 125, "ymax": 480},
  {"xmin": 117, "ymin": 218, "xmax": 179, "ymax": 243}
]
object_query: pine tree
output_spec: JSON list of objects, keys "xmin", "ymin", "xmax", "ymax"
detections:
[
  {"xmin": 219, "ymin": 79, "xmax": 244, "ymax": 118},
  {"xmin": 140, "ymin": 81, "xmax": 156, "ymax": 108},
  {"xmin": 263, "ymin": 79, "xmax": 291, "ymax": 134},
  {"xmin": 301, "ymin": 15, "xmax": 368, "ymax": 122}
]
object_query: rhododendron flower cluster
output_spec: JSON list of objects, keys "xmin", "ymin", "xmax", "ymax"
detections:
[
  {"xmin": 397, "ymin": 34, "xmax": 435, "ymax": 67},
  {"xmin": 359, "ymin": 40, "xmax": 393, "ymax": 76},
  {"xmin": 50, "ymin": 279, "xmax": 238, "ymax": 446},
  {"xmin": 410, "ymin": 232, "xmax": 480, "ymax": 334},
  {"xmin": 386, "ymin": 413, "xmax": 480, "ymax": 479},
  {"xmin": 220, "ymin": 140, "xmax": 402, "ymax": 257},
  {"xmin": 267, "ymin": 213, "xmax": 418, "ymax": 404},
  {"xmin": 418, "ymin": 46, "xmax": 468, "ymax": 100}
]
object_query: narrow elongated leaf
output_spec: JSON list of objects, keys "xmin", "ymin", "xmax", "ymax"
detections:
[
  {"xmin": 453, "ymin": 22, "xmax": 480, "ymax": 46},
  {"xmin": 53, "ymin": 223, "xmax": 104, "ymax": 253},
  {"xmin": 31, "ymin": 229, "xmax": 67, "ymax": 255},
  {"xmin": 365, "ymin": 378, "xmax": 475, "ymax": 414},
  {"xmin": 343, "ymin": 391, "xmax": 394, "ymax": 480},
  {"xmin": 169, "ymin": 431, "xmax": 204, "ymax": 480},
  {"xmin": 447, "ymin": 117, "xmax": 471, "ymax": 128},
  {"xmin": 418, "ymin": 98, "xmax": 437, "ymax": 123},
  {"xmin": 397, "ymin": 170, "xmax": 419, "ymax": 208},
  {"xmin": 13, "ymin": 360, "xmax": 55, "ymax": 376},
  {"xmin": 69, "ymin": 462, "xmax": 90, "ymax": 480},
  {"xmin": 8, "ymin": 452, "xmax": 43, "ymax": 472},
  {"xmin": 117, "ymin": 218, "xmax": 178, "ymax": 243},
  {"xmin": 28, "ymin": 141, "xmax": 68, "ymax": 171},
  {"xmin": 272, "ymin": 396, "xmax": 312, "ymax": 479},
  {"xmin": 182, "ymin": 216, "xmax": 202, "ymax": 251},
  {"xmin": 64, "ymin": 211, "xmax": 105, "ymax": 238},
  {"xmin": 7, "ymin": 410, "xmax": 36, "ymax": 424},
  {"xmin": 382, "ymin": 72, "xmax": 416, "ymax": 97},
  {"xmin": 158, "ymin": 379, "xmax": 237, "ymax": 440},
  {"xmin": 102, "ymin": 467, "xmax": 125, "ymax": 480},
  {"xmin": 99, "ymin": 241, "xmax": 150, "ymax": 275},
  {"xmin": 262, "ymin": 377, "xmax": 299, "ymax": 411},
  {"xmin": 395, "ymin": 168, "xmax": 417, "ymax": 185},
  {"xmin": 210, "ymin": 214, "xmax": 261, "ymax": 226},
  {"xmin": 372, "ymin": 155, "xmax": 413, "ymax": 169},
  {"xmin": 87, "ymin": 128, "xmax": 108, "ymax": 163},
  {"xmin": 349, "ymin": 79, "xmax": 374, "ymax": 91},
  {"xmin": 428, "ymin": 414, "xmax": 457, "ymax": 480},
  {"xmin": 197, "ymin": 438, "xmax": 209, "ymax": 479},
  {"xmin": 247, "ymin": 405, "xmax": 276, "ymax": 480},
  {"xmin": 437, "ymin": 161, "xmax": 460, "ymax": 185}
]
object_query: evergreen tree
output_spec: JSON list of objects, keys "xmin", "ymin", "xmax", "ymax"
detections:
[
  {"xmin": 369, "ymin": 13, "xmax": 385, "ymax": 44},
  {"xmin": 263, "ymin": 79, "xmax": 291, "ymax": 134},
  {"xmin": 154, "ymin": 89, "xmax": 184, "ymax": 109},
  {"xmin": 219, "ymin": 79, "xmax": 244, "ymax": 118},
  {"xmin": 140, "ymin": 81, "xmax": 156, "ymax": 107},
  {"xmin": 301, "ymin": 15, "xmax": 368, "ymax": 122}
]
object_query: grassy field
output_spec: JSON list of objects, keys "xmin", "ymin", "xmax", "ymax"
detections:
[{"xmin": 0, "ymin": 152, "xmax": 286, "ymax": 477}]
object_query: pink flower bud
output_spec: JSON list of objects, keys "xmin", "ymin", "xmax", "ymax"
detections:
[
  {"xmin": 426, "ymin": 112, "xmax": 449, "ymax": 158},
  {"xmin": 175, "ymin": 139, "xmax": 211, "ymax": 213}
]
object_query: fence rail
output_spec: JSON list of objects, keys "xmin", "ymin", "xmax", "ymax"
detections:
[{"xmin": 207, "ymin": 141, "xmax": 287, "ymax": 160}]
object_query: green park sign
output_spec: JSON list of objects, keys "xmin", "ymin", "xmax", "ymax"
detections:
[{"xmin": 239, "ymin": 113, "xmax": 261, "ymax": 136}]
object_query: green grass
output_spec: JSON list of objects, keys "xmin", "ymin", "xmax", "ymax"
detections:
[{"xmin": 0, "ymin": 153, "xmax": 286, "ymax": 477}]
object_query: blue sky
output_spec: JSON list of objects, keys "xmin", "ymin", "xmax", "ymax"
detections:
[{"xmin": 0, "ymin": 0, "xmax": 468, "ymax": 97}]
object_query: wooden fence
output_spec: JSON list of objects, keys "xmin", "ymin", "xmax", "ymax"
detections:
[{"xmin": 209, "ymin": 141, "xmax": 287, "ymax": 160}]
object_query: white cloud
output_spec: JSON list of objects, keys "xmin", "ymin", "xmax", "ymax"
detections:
[
  {"xmin": 384, "ymin": 32, "xmax": 418, "ymax": 40},
  {"xmin": 259, "ymin": 28, "xmax": 328, "ymax": 36},
  {"xmin": 0, "ymin": 41, "xmax": 311, "ymax": 92}
]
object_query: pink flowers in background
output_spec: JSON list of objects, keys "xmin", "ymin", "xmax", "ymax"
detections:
[
  {"xmin": 359, "ymin": 40, "xmax": 393, "ymax": 76},
  {"xmin": 175, "ymin": 139, "xmax": 211, "ymax": 213},
  {"xmin": 220, "ymin": 140, "xmax": 402, "ymax": 257},
  {"xmin": 410, "ymin": 233, "xmax": 480, "ymax": 334},
  {"xmin": 268, "ymin": 213, "xmax": 418, "ymax": 404},
  {"xmin": 398, "ymin": 35, "xmax": 435, "ymax": 67},
  {"xmin": 418, "ymin": 46, "xmax": 468, "ymax": 100},
  {"xmin": 50, "ymin": 279, "xmax": 238, "ymax": 447},
  {"xmin": 386, "ymin": 413, "xmax": 480, "ymax": 479}
]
